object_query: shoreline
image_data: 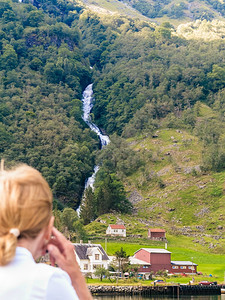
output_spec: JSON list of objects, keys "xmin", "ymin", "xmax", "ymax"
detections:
[{"xmin": 88, "ymin": 284, "xmax": 221, "ymax": 296}]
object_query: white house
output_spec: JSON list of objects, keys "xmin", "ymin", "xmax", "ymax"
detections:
[
  {"xmin": 106, "ymin": 224, "xmax": 126, "ymax": 237},
  {"xmin": 73, "ymin": 243, "xmax": 109, "ymax": 275}
]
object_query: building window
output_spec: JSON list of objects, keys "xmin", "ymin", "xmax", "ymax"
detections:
[
  {"xmin": 84, "ymin": 264, "xmax": 88, "ymax": 270},
  {"xmin": 172, "ymin": 266, "xmax": 178, "ymax": 269},
  {"xmin": 143, "ymin": 266, "xmax": 148, "ymax": 269},
  {"xmin": 93, "ymin": 265, "xmax": 98, "ymax": 269},
  {"xmin": 95, "ymin": 254, "xmax": 100, "ymax": 260},
  {"xmin": 188, "ymin": 266, "xmax": 194, "ymax": 270},
  {"xmin": 180, "ymin": 266, "xmax": 187, "ymax": 269}
]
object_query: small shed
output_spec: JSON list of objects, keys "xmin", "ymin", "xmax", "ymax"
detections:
[
  {"xmin": 106, "ymin": 224, "xmax": 126, "ymax": 237},
  {"xmin": 148, "ymin": 228, "xmax": 166, "ymax": 240}
]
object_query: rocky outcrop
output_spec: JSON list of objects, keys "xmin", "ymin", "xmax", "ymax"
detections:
[{"xmin": 128, "ymin": 190, "xmax": 143, "ymax": 204}]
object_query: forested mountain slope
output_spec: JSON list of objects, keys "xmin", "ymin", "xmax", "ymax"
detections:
[
  {"xmin": 77, "ymin": 8, "xmax": 225, "ymax": 247},
  {"xmin": 2, "ymin": 0, "xmax": 225, "ymax": 248},
  {"xmin": 0, "ymin": 0, "xmax": 98, "ymax": 209},
  {"xmin": 80, "ymin": 0, "xmax": 225, "ymax": 41},
  {"xmin": 79, "ymin": 12, "xmax": 225, "ymax": 137},
  {"xmin": 80, "ymin": 0, "xmax": 225, "ymax": 25},
  {"xmin": 86, "ymin": 116, "xmax": 225, "ymax": 254}
]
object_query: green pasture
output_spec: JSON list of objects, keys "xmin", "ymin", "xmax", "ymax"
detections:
[
  {"xmin": 86, "ymin": 274, "xmax": 225, "ymax": 286},
  {"xmin": 96, "ymin": 238, "xmax": 225, "ymax": 283}
]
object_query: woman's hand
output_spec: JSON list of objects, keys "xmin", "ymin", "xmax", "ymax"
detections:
[{"xmin": 47, "ymin": 227, "xmax": 93, "ymax": 300}]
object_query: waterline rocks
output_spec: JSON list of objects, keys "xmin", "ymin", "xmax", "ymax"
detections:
[{"xmin": 89, "ymin": 285, "xmax": 221, "ymax": 296}]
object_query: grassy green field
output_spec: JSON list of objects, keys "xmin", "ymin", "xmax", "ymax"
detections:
[
  {"xmin": 86, "ymin": 274, "xmax": 224, "ymax": 286},
  {"xmin": 93, "ymin": 239, "xmax": 225, "ymax": 283}
]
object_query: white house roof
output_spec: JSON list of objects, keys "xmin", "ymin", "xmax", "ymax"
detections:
[
  {"xmin": 135, "ymin": 248, "xmax": 171, "ymax": 254},
  {"xmin": 171, "ymin": 261, "xmax": 198, "ymax": 266},
  {"xmin": 73, "ymin": 243, "xmax": 109, "ymax": 260},
  {"xmin": 86, "ymin": 247, "xmax": 103, "ymax": 256},
  {"xmin": 129, "ymin": 256, "xmax": 151, "ymax": 265}
]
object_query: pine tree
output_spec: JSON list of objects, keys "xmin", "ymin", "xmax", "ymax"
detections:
[
  {"xmin": 80, "ymin": 187, "xmax": 96, "ymax": 225},
  {"xmin": 94, "ymin": 172, "xmax": 132, "ymax": 216},
  {"xmin": 115, "ymin": 247, "xmax": 129, "ymax": 276}
]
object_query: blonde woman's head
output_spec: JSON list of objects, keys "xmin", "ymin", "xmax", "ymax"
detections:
[{"xmin": 0, "ymin": 164, "xmax": 52, "ymax": 266}]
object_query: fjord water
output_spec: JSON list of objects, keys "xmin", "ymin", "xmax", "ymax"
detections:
[{"xmin": 94, "ymin": 296, "xmax": 223, "ymax": 300}]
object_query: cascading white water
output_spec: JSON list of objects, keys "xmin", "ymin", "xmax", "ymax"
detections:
[
  {"xmin": 77, "ymin": 84, "xmax": 110, "ymax": 214},
  {"xmin": 82, "ymin": 84, "xmax": 110, "ymax": 148}
]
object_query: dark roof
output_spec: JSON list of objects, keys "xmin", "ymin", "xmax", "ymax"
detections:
[{"xmin": 73, "ymin": 243, "xmax": 109, "ymax": 261}]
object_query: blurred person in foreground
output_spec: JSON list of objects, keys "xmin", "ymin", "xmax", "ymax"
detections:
[{"xmin": 0, "ymin": 162, "xmax": 93, "ymax": 300}]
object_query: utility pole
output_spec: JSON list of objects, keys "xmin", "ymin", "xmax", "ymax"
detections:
[{"xmin": 105, "ymin": 237, "xmax": 107, "ymax": 253}]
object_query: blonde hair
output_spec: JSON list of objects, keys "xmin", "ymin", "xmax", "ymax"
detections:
[{"xmin": 0, "ymin": 163, "xmax": 52, "ymax": 266}]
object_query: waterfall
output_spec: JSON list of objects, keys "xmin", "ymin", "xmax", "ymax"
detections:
[
  {"xmin": 77, "ymin": 84, "xmax": 110, "ymax": 214},
  {"xmin": 82, "ymin": 84, "xmax": 110, "ymax": 148}
]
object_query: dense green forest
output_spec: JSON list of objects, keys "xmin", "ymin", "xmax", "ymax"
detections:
[
  {"xmin": 2, "ymin": 0, "xmax": 225, "ymax": 230},
  {"xmin": 0, "ymin": 0, "xmax": 98, "ymax": 209},
  {"xmin": 83, "ymin": 0, "xmax": 225, "ymax": 23},
  {"xmin": 84, "ymin": 18, "xmax": 225, "ymax": 137},
  {"xmin": 120, "ymin": 0, "xmax": 225, "ymax": 21}
]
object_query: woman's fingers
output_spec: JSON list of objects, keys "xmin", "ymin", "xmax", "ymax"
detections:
[
  {"xmin": 47, "ymin": 244, "xmax": 64, "ymax": 268},
  {"xmin": 52, "ymin": 227, "xmax": 67, "ymax": 243},
  {"xmin": 47, "ymin": 228, "xmax": 93, "ymax": 299},
  {"xmin": 51, "ymin": 227, "xmax": 68, "ymax": 250},
  {"xmin": 51, "ymin": 227, "xmax": 74, "ymax": 256},
  {"xmin": 49, "ymin": 253, "xmax": 56, "ymax": 266}
]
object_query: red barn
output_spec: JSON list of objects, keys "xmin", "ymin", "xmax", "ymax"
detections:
[
  {"xmin": 148, "ymin": 228, "xmax": 166, "ymax": 240},
  {"xmin": 129, "ymin": 256, "xmax": 151, "ymax": 276},
  {"xmin": 134, "ymin": 248, "xmax": 172, "ymax": 273}
]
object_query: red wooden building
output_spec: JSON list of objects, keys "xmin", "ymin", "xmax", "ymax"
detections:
[
  {"xmin": 129, "ymin": 256, "xmax": 151, "ymax": 274},
  {"xmin": 148, "ymin": 228, "xmax": 166, "ymax": 240},
  {"xmin": 131, "ymin": 248, "xmax": 198, "ymax": 275},
  {"xmin": 134, "ymin": 248, "xmax": 172, "ymax": 273}
]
